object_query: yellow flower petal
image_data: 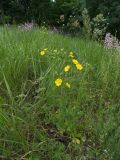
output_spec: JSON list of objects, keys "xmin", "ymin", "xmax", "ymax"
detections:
[
  {"xmin": 55, "ymin": 79, "xmax": 62, "ymax": 87},
  {"xmin": 64, "ymin": 65, "xmax": 71, "ymax": 72}
]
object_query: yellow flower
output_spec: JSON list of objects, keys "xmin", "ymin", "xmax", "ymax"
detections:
[
  {"xmin": 72, "ymin": 138, "xmax": 80, "ymax": 144},
  {"xmin": 72, "ymin": 59, "xmax": 79, "ymax": 65},
  {"xmin": 69, "ymin": 55, "xmax": 74, "ymax": 58},
  {"xmin": 69, "ymin": 52, "xmax": 74, "ymax": 58},
  {"xmin": 44, "ymin": 48, "xmax": 48, "ymax": 51},
  {"xmin": 55, "ymin": 78, "xmax": 62, "ymax": 87},
  {"xmin": 64, "ymin": 65, "xmax": 71, "ymax": 72},
  {"xmin": 69, "ymin": 52, "xmax": 74, "ymax": 55},
  {"xmin": 40, "ymin": 50, "xmax": 45, "ymax": 56},
  {"xmin": 65, "ymin": 82, "xmax": 70, "ymax": 88},
  {"xmin": 76, "ymin": 63, "xmax": 83, "ymax": 70}
]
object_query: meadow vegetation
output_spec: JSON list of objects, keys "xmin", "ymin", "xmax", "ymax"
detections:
[{"xmin": 0, "ymin": 26, "xmax": 120, "ymax": 159}]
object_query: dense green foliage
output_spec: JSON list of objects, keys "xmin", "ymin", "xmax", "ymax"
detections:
[
  {"xmin": 0, "ymin": 0, "xmax": 120, "ymax": 37},
  {"xmin": 87, "ymin": 0, "xmax": 120, "ymax": 37},
  {"xmin": 0, "ymin": 27, "xmax": 120, "ymax": 159}
]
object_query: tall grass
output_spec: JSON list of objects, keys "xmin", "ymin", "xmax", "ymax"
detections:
[{"xmin": 0, "ymin": 26, "xmax": 120, "ymax": 160}]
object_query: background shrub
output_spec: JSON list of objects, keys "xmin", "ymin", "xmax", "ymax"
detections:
[{"xmin": 0, "ymin": 0, "xmax": 120, "ymax": 37}]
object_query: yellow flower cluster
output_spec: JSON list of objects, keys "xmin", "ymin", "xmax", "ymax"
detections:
[
  {"xmin": 54, "ymin": 51, "xmax": 83, "ymax": 88},
  {"xmin": 38, "ymin": 49, "xmax": 83, "ymax": 88},
  {"xmin": 69, "ymin": 52, "xmax": 83, "ymax": 70},
  {"xmin": 55, "ymin": 78, "xmax": 70, "ymax": 88},
  {"xmin": 72, "ymin": 58, "xmax": 83, "ymax": 71}
]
